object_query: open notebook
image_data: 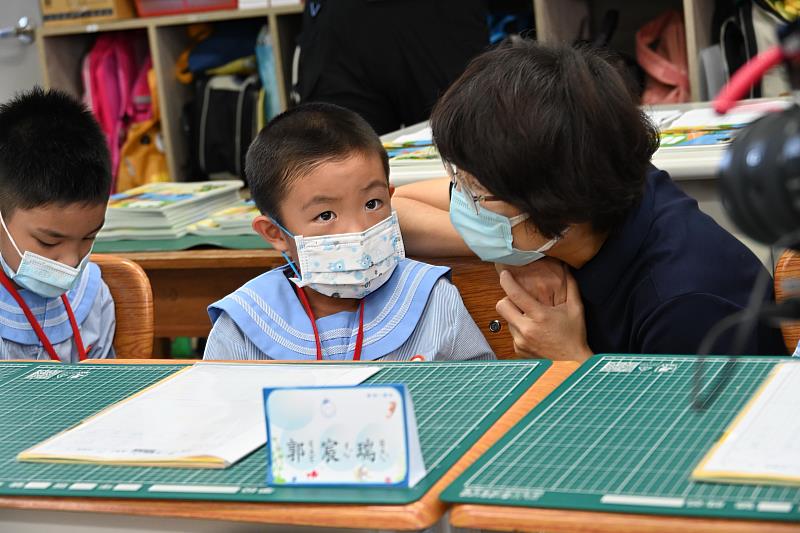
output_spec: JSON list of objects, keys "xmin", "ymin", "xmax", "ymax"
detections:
[
  {"xmin": 693, "ymin": 361, "xmax": 800, "ymax": 486},
  {"xmin": 18, "ymin": 363, "xmax": 379, "ymax": 469}
]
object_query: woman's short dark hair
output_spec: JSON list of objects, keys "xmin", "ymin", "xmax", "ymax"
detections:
[{"xmin": 431, "ymin": 40, "xmax": 659, "ymax": 237}]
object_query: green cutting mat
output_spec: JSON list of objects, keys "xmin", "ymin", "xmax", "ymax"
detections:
[
  {"xmin": 442, "ymin": 354, "xmax": 800, "ymax": 522},
  {"xmin": 0, "ymin": 360, "xmax": 548, "ymax": 504},
  {"xmin": 93, "ymin": 234, "xmax": 269, "ymax": 253}
]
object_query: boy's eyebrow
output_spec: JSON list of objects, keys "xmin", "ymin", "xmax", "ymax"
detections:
[
  {"xmin": 361, "ymin": 179, "xmax": 388, "ymax": 192},
  {"xmin": 301, "ymin": 194, "xmax": 340, "ymax": 211},
  {"xmin": 85, "ymin": 221, "xmax": 105, "ymax": 236},
  {"xmin": 300, "ymin": 179, "xmax": 388, "ymax": 211},
  {"xmin": 36, "ymin": 221, "xmax": 105, "ymax": 239}
]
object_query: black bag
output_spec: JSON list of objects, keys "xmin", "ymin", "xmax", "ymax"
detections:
[
  {"xmin": 184, "ymin": 74, "xmax": 261, "ymax": 181},
  {"xmin": 712, "ymin": 0, "xmax": 791, "ymax": 98}
]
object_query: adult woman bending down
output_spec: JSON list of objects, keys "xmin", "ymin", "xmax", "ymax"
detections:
[{"xmin": 393, "ymin": 40, "xmax": 786, "ymax": 360}]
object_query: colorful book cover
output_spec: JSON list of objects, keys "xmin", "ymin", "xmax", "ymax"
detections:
[
  {"xmin": 659, "ymin": 127, "xmax": 741, "ymax": 147},
  {"xmin": 391, "ymin": 145, "xmax": 440, "ymax": 161},
  {"xmin": 108, "ymin": 181, "xmax": 242, "ymax": 211}
]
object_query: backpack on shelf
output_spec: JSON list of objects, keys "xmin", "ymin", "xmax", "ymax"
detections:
[
  {"xmin": 117, "ymin": 57, "xmax": 170, "ymax": 191},
  {"xmin": 184, "ymin": 74, "xmax": 262, "ymax": 181},
  {"xmin": 82, "ymin": 31, "xmax": 150, "ymax": 191}
]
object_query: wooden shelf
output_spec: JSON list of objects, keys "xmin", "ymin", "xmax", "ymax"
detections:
[
  {"xmin": 38, "ymin": 5, "xmax": 303, "ymax": 37},
  {"xmin": 37, "ymin": 4, "xmax": 304, "ymax": 183},
  {"xmin": 37, "ymin": 0, "xmax": 734, "ymax": 185}
]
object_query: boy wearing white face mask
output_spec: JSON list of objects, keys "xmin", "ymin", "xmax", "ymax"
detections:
[
  {"xmin": 203, "ymin": 103, "xmax": 494, "ymax": 362},
  {"xmin": 0, "ymin": 88, "xmax": 115, "ymax": 362}
]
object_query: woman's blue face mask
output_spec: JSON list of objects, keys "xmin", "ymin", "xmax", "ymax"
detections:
[{"xmin": 446, "ymin": 164, "xmax": 562, "ymax": 266}]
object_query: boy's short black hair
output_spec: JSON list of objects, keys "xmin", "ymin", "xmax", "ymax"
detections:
[
  {"xmin": 0, "ymin": 87, "xmax": 111, "ymax": 216},
  {"xmin": 246, "ymin": 102, "xmax": 389, "ymax": 221},
  {"xmin": 431, "ymin": 40, "xmax": 659, "ymax": 238}
]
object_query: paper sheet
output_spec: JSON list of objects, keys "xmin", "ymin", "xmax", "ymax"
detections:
[
  {"xmin": 667, "ymin": 100, "xmax": 792, "ymax": 130},
  {"xmin": 392, "ymin": 127, "xmax": 433, "ymax": 145},
  {"xmin": 693, "ymin": 361, "xmax": 800, "ymax": 486},
  {"xmin": 19, "ymin": 363, "xmax": 380, "ymax": 468},
  {"xmin": 645, "ymin": 108, "xmax": 682, "ymax": 128}
]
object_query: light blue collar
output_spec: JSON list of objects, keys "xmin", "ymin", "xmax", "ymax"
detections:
[
  {"xmin": 209, "ymin": 258, "xmax": 449, "ymax": 360},
  {"xmin": 0, "ymin": 262, "xmax": 101, "ymax": 345}
]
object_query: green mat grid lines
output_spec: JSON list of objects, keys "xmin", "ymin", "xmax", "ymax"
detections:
[
  {"xmin": 442, "ymin": 354, "xmax": 800, "ymax": 522},
  {"xmin": 0, "ymin": 360, "xmax": 548, "ymax": 505}
]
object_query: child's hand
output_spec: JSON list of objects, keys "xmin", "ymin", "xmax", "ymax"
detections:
[{"xmin": 494, "ymin": 257, "xmax": 567, "ymax": 307}]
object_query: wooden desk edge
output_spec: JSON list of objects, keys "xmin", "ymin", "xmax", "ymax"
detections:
[
  {"xmin": 0, "ymin": 360, "xmax": 577, "ymax": 530},
  {"xmin": 110, "ymin": 249, "xmax": 283, "ymax": 270},
  {"xmin": 449, "ymin": 504, "xmax": 800, "ymax": 533}
]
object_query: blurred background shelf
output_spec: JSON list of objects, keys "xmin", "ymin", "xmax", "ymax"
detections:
[{"xmin": 37, "ymin": 3, "xmax": 303, "ymax": 182}]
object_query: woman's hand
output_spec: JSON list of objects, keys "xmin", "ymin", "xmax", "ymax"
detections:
[
  {"xmin": 495, "ymin": 267, "xmax": 593, "ymax": 362},
  {"xmin": 494, "ymin": 257, "xmax": 568, "ymax": 306}
]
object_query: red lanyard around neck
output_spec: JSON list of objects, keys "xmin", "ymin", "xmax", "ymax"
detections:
[
  {"xmin": 295, "ymin": 285, "xmax": 364, "ymax": 361},
  {"xmin": 0, "ymin": 268, "xmax": 86, "ymax": 362}
]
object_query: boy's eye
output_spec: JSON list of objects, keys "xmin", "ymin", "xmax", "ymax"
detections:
[
  {"xmin": 36, "ymin": 238, "xmax": 58, "ymax": 248},
  {"xmin": 365, "ymin": 199, "xmax": 383, "ymax": 210},
  {"xmin": 315, "ymin": 211, "xmax": 336, "ymax": 222}
]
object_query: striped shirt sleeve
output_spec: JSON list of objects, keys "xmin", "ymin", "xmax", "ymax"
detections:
[
  {"xmin": 386, "ymin": 277, "xmax": 496, "ymax": 362},
  {"xmin": 204, "ymin": 312, "xmax": 269, "ymax": 360},
  {"xmin": 85, "ymin": 279, "xmax": 116, "ymax": 359}
]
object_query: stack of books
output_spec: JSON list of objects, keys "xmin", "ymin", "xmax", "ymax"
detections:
[
  {"xmin": 98, "ymin": 181, "xmax": 244, "ymax": 241},
  {"xmin": 187, "ymin": 199, "xmax": 260, "ymax": 237},
  {"xmin": 655, "ymin": 100, "xmax": 792, "ymax": 147},
  {"xmin": 382, "ymin": 126, "xmax": 445, "ymax": 186}
]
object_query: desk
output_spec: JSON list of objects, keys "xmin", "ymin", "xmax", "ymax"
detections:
[
  {"xmin": 449, "ymin": 357, "xmax": 800, "ymax": 533},
  {"xmin": 0, "ymin": 360, "xmax": 577, "ymax": 530},
  {"xmin": 450, "ymin": 503, "xmax": 800, "ymax": 532}
]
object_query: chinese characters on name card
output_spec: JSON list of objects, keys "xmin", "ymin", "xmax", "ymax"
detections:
[{"xmin": 263, "ymin": 385, "xmax": 426, "ymax": 487}]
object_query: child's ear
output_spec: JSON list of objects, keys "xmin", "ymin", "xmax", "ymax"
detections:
[{"xmin": 252, "ymin": 215, "xmax": 291, "ymax": 252}]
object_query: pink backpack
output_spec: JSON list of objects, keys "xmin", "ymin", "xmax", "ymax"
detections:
[
  {"xmin": 128, "ymin": 55, "xmax": 154, "ymax": 124},
  {"xmin": 636, "ymin": 10, "xmax": 691, "ymax": 104},
  {"xmin": 116, "ymin": 58, "xmax": 169, "ymax": 192},
  {"xmin": 83, "ymin": 32, "xmax": 149, "ymax": 190}
]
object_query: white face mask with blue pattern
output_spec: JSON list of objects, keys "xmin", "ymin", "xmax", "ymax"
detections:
[
  {"xmin": 0, "ymin": 211, "xmax": 90, "ymax": 298},
  {"xmin": 275, "ymin": 212, "xmax": 405, "ymax": 299}
]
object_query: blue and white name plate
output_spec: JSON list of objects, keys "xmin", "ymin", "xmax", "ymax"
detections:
[{"xmin": 263, "ymin": 384, "xmax": 426, "ymax": 487}]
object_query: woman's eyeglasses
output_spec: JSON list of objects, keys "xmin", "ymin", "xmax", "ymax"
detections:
[{"xmin": 444, "ymin": 161, "xmax": 500, "ymax": 215}]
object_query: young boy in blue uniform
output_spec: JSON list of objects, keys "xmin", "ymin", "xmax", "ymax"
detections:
[
  {"xmin": 204, "ymin": 103, "xmax": 494, "ymax": 361},
  {"xmin": 0, "ymin": 88, "xmax": 115, "ymax": 362}
]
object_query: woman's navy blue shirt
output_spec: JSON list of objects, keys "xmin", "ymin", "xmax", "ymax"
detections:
[{"xmin": 572, "ymin": 167, "xmax": 786, "ymax": 355}]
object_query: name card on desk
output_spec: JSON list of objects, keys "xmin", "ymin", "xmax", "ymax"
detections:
[{"xmin": 263, "ymin": 385, "xmax": 426, "ymax": 487}]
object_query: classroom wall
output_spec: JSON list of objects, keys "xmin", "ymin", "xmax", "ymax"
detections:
[{"xmin": 0, "ymin": 2, "xmax": 42, "ymax": 102}]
